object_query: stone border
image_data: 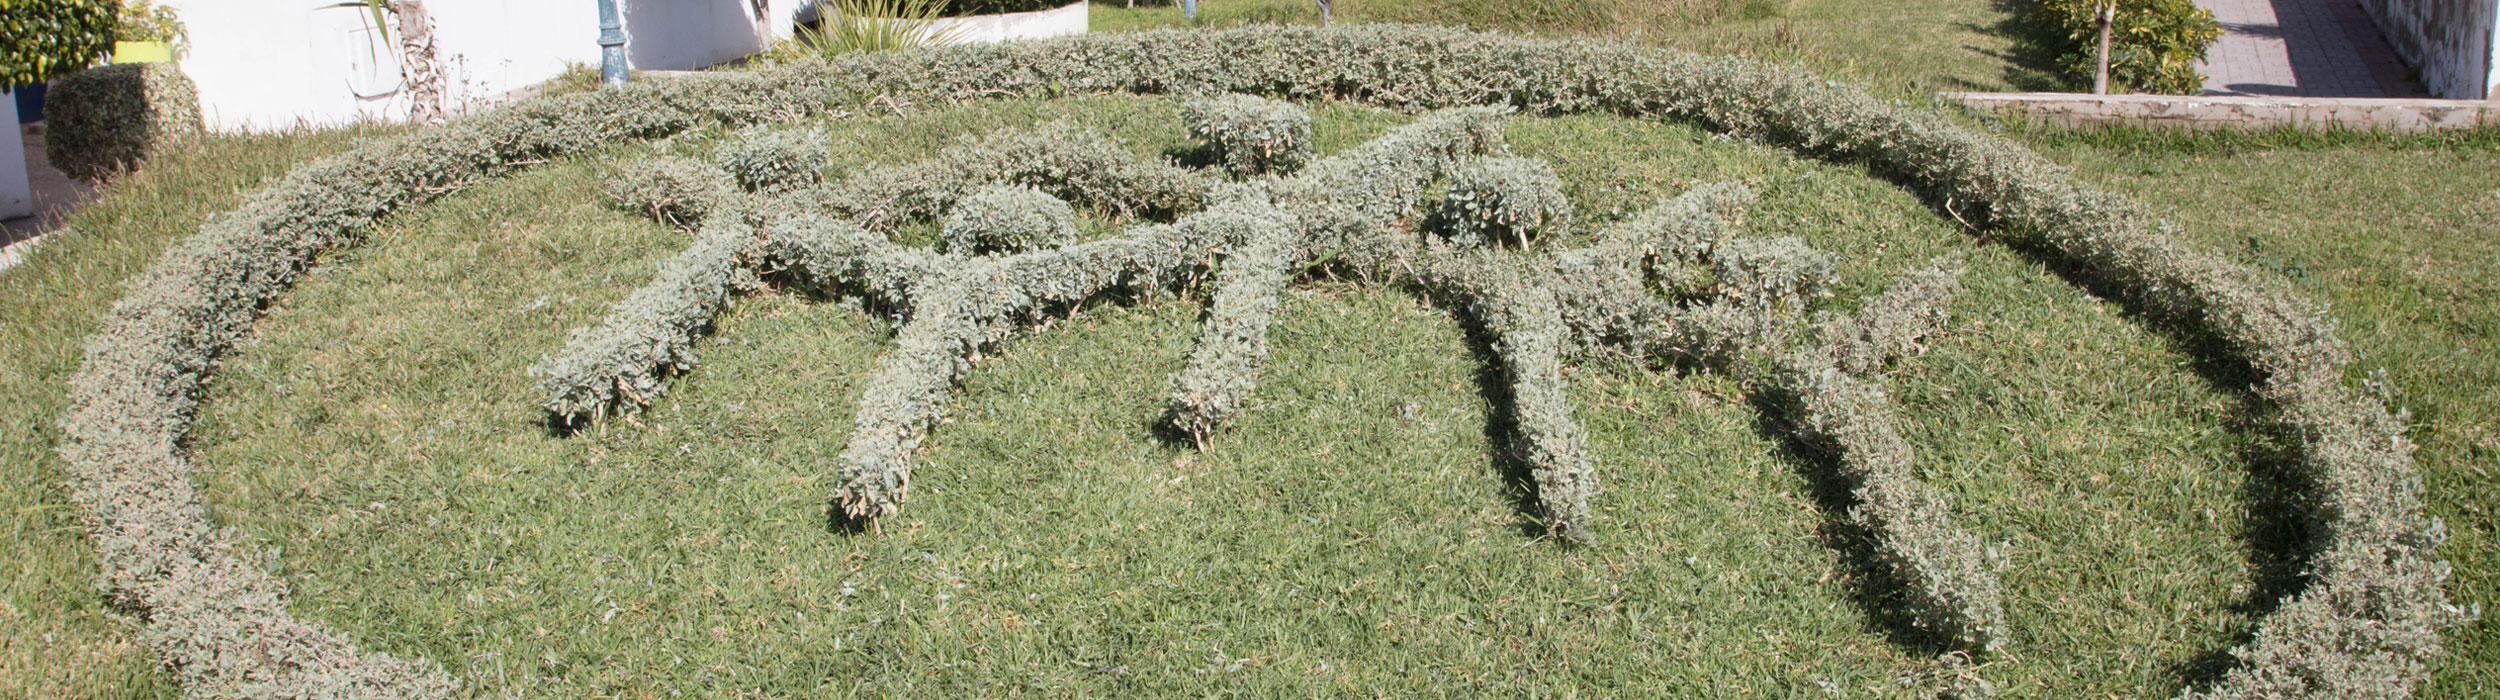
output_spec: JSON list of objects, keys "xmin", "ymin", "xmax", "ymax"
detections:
[{"xmin": 1945, "ymin": 91, "xmax": 2500, "ymax": 132}]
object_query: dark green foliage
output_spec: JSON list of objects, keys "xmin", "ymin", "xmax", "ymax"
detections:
[
  {"xmin": 714, "ymin": 125, "xmax": 830, "ymax": 192},
  {"xmin": 1182, "ymin": 93, "xmax": 1314, "ymax": 177},
  {"xmin": 43, "ymin": 61, "xmax": 202, "ymax": 180},
  {"xmin": 0, "ymin": 0, "xmax": 114, "ymax": 84},
  {"xmin": 2033, "ymin": 0, "xmax": 2222, "ymax": 94},
  {"xmin": 61, "ymin": 24, "xmax": 2465, "ymax": 699},
  {"xmin": 1435, "ymin": 157, "xmax": 1571, "ymax": 248},
  {"xmin": 606, "ymin": 156, "xmax": 735, "ymax": 226},
  {"xmin": 941, "ymin": 184, "xmax": 1081, "ymax": 255}
]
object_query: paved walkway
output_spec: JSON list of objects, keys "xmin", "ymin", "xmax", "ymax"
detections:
[
  {"xmin": 2193, "ymin": 0, "xmax": 2426, "ymax": 97},
  {"xmin": 2, "ymin": 126, "xmax": 96, "ymax": 272}
]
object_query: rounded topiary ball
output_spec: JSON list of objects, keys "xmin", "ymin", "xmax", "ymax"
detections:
[
  {"xmin": 941, "ymin": 184, "xmax": 1080, "ymax": 255},
  {"xmin": 1435, "ymin": 157, "xmax": 1570, "ymax": 248},
  {"xmin": 1182, "ymin": 93, "xmax": 1314, "ymax": 178}
]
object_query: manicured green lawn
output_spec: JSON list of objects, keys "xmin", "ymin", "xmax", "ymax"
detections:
[
  {"xmin": 1091, "ymin": 0, "xmax": 2057, "ymax": 93},
  {"xmin": 4, "ymin": 91, "xmax": 2489, "ymax": 697}
]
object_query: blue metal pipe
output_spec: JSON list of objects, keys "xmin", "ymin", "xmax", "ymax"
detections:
[
  {"xmin": 597, "ymin": 0, "xmax": 628, "ymax": 87},
  {"xmin": 1183, "ymin": 0, "xmax": 1196, "ymax": 19}
]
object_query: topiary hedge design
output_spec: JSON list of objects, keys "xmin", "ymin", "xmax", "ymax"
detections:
[
  {"xmin": 43, "ymin": 61, "xmax": 203, "ymax": 181},
  {"xmin": 1181, "ymin": 92, "xmax": 1315, "ymax": 177},
  {"xmin": 57, "ymin": 24, "xmax": 2467, "ymax": 699}
]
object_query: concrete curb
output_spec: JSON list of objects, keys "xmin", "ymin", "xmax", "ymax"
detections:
[{"xmin": 1943, "ymin": 92, "xmax": 2500, "ymax": 132}]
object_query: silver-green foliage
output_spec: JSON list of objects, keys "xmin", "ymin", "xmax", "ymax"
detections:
[
  {"xmin": 1182, "ymin": 93, "xmax": 1315, "ymax": 177},
  {"xmin": 828, "ymin": 121, "xmax": 1217, "ymax": 231},
  {"xmin": 941, "ymin": 184, "xmax": 1082, "ymax": 255},
  {"xmin": 1435, "ymin": 156, "xmax": 1571, "ymax": 248},
  {"xmin": 59, "ymin": 64, "xmax": 851, "ymax": 696},
  {"xmin": 714, "ymin": 125, "xmax": 830, "ymax": 193},
  {"xmin": 532, "ymin": 214, "xmax": 761, "ymax": 424},
  {"xmin": 1771, "ymin": 261, "xmax": 2007, "ymax": 652},
  {"xmin": 835, "ymin": 193, "xmax": 1289, "ymax": 520},
  {"xmin": 1162, "ymin": 107, "xmax": 1509, "ymax": 445},
  {"xmin": 606, "ymin": 155, "xmax": 736, "ymax": 227},
  {"xmin": 61, "ymin": 23, "xmax": 2465, "ymax": 698}
]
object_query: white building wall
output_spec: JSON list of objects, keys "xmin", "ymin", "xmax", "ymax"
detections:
[
  {"xmin": 2356, "ymin": 0, "xmax": 2499, "ymax": 99},
  {"xmin": 163, "ymin": 0, "xmax": 809, "ymax": 132}
]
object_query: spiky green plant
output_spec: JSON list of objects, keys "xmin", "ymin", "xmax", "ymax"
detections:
[{"xmin": 784, "ymin": 0, "xmax": 970, "ymax": 57}]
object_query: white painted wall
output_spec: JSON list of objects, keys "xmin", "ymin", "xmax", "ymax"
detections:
[
  {"xmin": 162, "ymin": 0, "xmax": 810, "ymax": 132},
  {"xmin": 2357, "ymin": 0, "xmax": 2498, "ymax": 99}
]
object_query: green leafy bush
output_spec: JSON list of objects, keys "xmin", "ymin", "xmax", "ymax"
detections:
[
  {"xmin": 0, "ymin": 0, "xmax": 114, "ymax": 84},
  {"xmin": 43, "ymin": 61, "xmax": 201, "ymax": 180},
  {"xmin": 2034, "ymin": 0, "xmax": 2222, "ymax": 95},
  {"xmin": 1435, "ymin": 157, "xmax": 1571, "ymax": 248},
  {"xmin": 1182, "ymin": 93, "xmax": 1314, "ymax": 177},
  {"xmin": 941, "ymin": 184, "xmax": 1081, "ymax": 255}
]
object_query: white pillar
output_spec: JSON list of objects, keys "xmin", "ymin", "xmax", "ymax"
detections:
[{"xmin": 0, "ymin": 92, "xmax": 32, "ymax": 221}]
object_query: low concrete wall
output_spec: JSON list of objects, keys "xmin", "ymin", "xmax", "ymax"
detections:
[
  {"xmin": 2356, "ymin": 0, "xmax": 2498, "ymax": 99},
  {"xmin": 1944, "ymin": 92, "xmax": 2500, "ymax": 132}
]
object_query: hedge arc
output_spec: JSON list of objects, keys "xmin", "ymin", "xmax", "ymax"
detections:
[{"xmin": 56, "ymin": 24, "xmax": 2466, "ymax": 699}]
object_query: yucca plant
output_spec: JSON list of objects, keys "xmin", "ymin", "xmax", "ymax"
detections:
[{"xmin": 783, "ymin": 0, "xmax": 969, "ymax": 57}]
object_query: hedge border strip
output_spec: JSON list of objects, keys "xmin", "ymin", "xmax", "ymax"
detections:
[{"xmin": 57, "ymin": 23, "xmax": 2464, "ymax": 698}]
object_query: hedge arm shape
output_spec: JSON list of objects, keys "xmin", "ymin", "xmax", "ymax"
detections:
[
  {"xmin": 840, "ymin": 108, "xmax": 1507, "ymax": 522},
  {"xmin": 1767, "ymin": 260, "xmax": 2007, "ymax": 653},
  {"xmin": 533, "ymin": 212, "xmax": 765, "ymax": 423},
  {"xmin": 826, "ymin": 120, "xmax": 1219, "ymax": 231},
  {"xmin": 1164, "ymin": 106, "xmax": 1510, "ymax": 444}
]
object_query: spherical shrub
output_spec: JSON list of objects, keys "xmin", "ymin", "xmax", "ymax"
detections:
[
  {"xmin": 1436, "ymin": 157, "xmax": 1570, "ymax": 248},
  {"xmin": 606, "ymin": 156, "xmax": 734, "ymax": 226},
  {"xmin": 941, "ymin": 184, "xmax": 1080, "ymax": 255}
]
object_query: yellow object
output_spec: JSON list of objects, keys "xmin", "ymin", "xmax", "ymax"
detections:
[{"xmin": 113, "ymin": 41, "xmax": 173, "ymax": 64}]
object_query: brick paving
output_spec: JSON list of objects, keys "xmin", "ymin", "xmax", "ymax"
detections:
[{"xmin": 2194, "ymin": 0, "xmax": 2427, "ymax": 97}]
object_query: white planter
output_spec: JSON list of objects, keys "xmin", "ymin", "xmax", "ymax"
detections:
[{"xmin": 926, "ymin": 1, "xmax": 1089, "ymax": 45}]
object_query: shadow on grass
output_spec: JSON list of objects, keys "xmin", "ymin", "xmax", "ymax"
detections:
[{"xmin": 1746, "ymin": 389, "xmax": 1964, "ymax": 655}]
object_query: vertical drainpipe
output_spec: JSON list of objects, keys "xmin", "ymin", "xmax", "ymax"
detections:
[{"xmin": 598, "ymin": 0, "xmax": 628, "ymax": 87}]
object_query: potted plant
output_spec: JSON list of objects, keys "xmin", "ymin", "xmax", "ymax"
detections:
[{"xmin": 114, "ymin": 0, "xmax": 188, "ymax": 64}]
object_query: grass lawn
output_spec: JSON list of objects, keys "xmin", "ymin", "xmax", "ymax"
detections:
[
  {"xmin": 3, "ymin": 89, "xmax": 2492, "ymax": 697},
  {"xmin": 1091, "ymin": 0, "xmax": 2059, "ymax": 93}
]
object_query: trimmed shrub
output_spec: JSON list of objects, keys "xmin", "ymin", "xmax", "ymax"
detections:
[
  {"xmin": 941, "ymin": 184, "xmax": 1082, "ymax": 255},
  {"xmin": 1163, "ymin": 202, "xmax": 1301, "ymax": 446},
  {"xmin": 828, "ymin": 121, "xmax": 1216, "ymax": 230},
  {"xmin": 1455, "ymin": 254, "xmax": 1598, "ymax": 544},
  {"xmin": 1435, "ymin": 157, "xmax": 1571, "ymax": 248},
  {"xmin": 1163, "ymin": 107, "xmax": 1508, "ymax": 445},
  {"xmin": 606, "ymin": 156, "xmax": 736, "ymax": 226},
  {"xmin": 714, "ymin": 125, "xmax": 830, "ymax": 192},
  {"xmin": 60, "ymin": 24, "xmax": 2464, "ymax": 698},
  {"xmin": 532, "ymin": 214, "xmax": 761, "ymax": 424},
  {"xmin": 1772, "ymin": 260, "xmax": 2005, "ymax": 652},
  {"xmin": 1182, "ymin": 93, "xmax": 1315, "ymax": 177},
  {"xmin": 2035, "ymin": 0, "xmax": 2222, "ymax": 95},
  {"xmin": 44, "ymin": 61, "xmax": 202, "ymax": 180},
  {"xmin": 1708, "ymin": 235, "xmax": 1835, "ymax": 310},
  {"xmin": 838, "ymin": 110, "xmax": 1506, "ymax": 522}
]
